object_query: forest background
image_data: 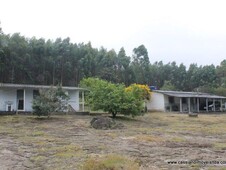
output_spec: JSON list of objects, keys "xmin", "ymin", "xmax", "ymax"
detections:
[{"xmin": 1, "ymin": 26, "xmax": 226, "ymax": 96}]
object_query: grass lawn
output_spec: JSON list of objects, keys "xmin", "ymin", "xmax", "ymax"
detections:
[{"xmin": 0, "ymin": 112, "xmax": 226, "ymax": 170}]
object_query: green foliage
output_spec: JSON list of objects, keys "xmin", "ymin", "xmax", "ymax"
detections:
[
  {"xmin": 214, "ymin": 87, "xmax": 226, "ymax": 97},
  {"xmin": 160, "ymin": 81, "xmax": 177, "ymax": 91},
  {"xmin": 80, "ymin": 78, "xmax": 145, "ymax": 118},
  {"xmin": 1, "ymin": 28, "xmax": 226, "ymax": 95},
  {"xmin": 120, "ymin": 90, "xmax": 144, "ymax": 117},
  {"xmin": 131, "ymin": 45, "xmax": 150, "ymax": 84},
  {"xmin": 32, "ymin": 86, "xmax": 69, "ymax": 117}
]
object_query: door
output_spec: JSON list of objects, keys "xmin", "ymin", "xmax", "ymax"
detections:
[{"xmin": 17, "ymin": 89, "xmax": 24, "ymax": 111}]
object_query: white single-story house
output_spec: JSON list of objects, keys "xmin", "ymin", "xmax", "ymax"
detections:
[
  {"xmin": 0, "ymin": 83, "xmax": 85, "ymax": 112},
  {"xmin": 147, "ymin": 90, "xmax": 226, "ymax": 113}
]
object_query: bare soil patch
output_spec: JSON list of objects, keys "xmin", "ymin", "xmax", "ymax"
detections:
[{"xmin": 0, "ymin": 112, "xmax": 226, "ymax": 169}]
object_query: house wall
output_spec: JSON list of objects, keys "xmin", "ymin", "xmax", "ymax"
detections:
[
  {"xmin": 164, "ymin": 95, "xmax": 169, "ymax": 106},
  {"xmin": 147, "ymin": 92, "xmax": 165, "ymax": 111},
  {"xmin": 147, "ymin": 93, "xmax": 182, "ymax": 112},
  {"xmin": 24, "ymin": 88, "xmax": 33, "ymax": 112},
  {"xmin": 0, "ymin": 87, "xmax": 80, "ymax": 112},
  {"xmin": 68, "ymin": 90, "xmax": 79, "ymax": 111},
  {"xmin": 0, "ymin": 88, "xmax": 17, "ymax": 111}
]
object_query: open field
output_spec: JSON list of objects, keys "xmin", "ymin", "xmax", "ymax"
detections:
[{"xmin": 0, "ymin": 112, "xmax": 226, "ymax": 170}]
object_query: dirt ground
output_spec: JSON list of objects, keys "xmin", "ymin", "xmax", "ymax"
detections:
[{"xmin": 0, "ymin": 112, "xmax": 226, "ymax": 170}]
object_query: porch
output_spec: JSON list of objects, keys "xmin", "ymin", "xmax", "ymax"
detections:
[{"xmin": 165, "ymin": 96, "xmax": 226, "ymax": 113}]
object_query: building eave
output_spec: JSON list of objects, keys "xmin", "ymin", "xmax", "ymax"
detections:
[
  {"xmin": 0, "ymin": 83, "xmax": 86, "ymax": 91},
  {"xmin": 153, "ymin": 90, "xmax": 226, "ymax": 99}
]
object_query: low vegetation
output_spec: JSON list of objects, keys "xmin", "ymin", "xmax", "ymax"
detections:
[
  {"xmin": 0, "ymin": 112, "xmax": 226, "ymax": 169},
  {"xmin": 32, "ymin": 86, "xmax": 69, "ymax": 117},
  {"xmin": 81, "ymin": 154, "xmax": 139, "ymax": 170}
]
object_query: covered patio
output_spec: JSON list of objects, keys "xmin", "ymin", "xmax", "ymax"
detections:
[{"xmin": 160, "ymin": 91, "xmax": 226, "ymax": 113}]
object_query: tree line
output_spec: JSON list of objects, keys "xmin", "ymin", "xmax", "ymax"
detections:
[{"xmin": 1, "ymin": 31, "xmax": 226, "ymax": 95}]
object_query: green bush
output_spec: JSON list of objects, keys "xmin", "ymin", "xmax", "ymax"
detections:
[{"xmin": 32, "ymin": 86, "xmax": 69, "ymax": 117}]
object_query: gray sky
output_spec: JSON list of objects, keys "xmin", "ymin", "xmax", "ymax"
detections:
[{"xmin": 1, "ymin": 0, "xmax": 226, "ymax": 67}]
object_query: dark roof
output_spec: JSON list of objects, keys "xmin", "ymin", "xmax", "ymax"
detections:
[
  {"xmin": 154, "ymin": 90, "xmax": 226, "ymax": 99},
  {"xmin": 0, "ymin": 83, "xmax": 85, "ymax": 91}
]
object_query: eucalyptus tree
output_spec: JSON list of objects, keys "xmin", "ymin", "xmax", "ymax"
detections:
[
  {"xmin": 98, "ymin": 49, "xmax": 118, "ymax": 82},
  {"xmin": 131, "ymin": 45, "xmax": 150, "ymax": 84},
  {"xmin": 7, "ymin": 33, "xmax": 31, "ymax": 83},
  {"xmin": 168, "ymin": 62, "xmax": 187, "ymax": 90},
  {"xmin": 78, "ymin": 42, "xmax": 98, "ymax": 80},
  {"xmin": 29, "ymin": 37, "xmax": 48, "ymax": 84},
  {"xmin": 149, "ymin": 61, "xmax": 166, "ymax": 88},
  {"xmin": 176, "ymin": 64, "xmax": 187, "ymax": 90},
  {"xmin": 200, "ymin": 65, "xmax": 216, "ymax": 87},
  {"xmin": 117, "ymin": 47, "xmax": 131, "ymax": 85},
  {"xmin": 216, "ymin": 60, "xmax": 226, "ymax": 87}
]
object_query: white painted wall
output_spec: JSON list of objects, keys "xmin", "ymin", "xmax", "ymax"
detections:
[
  {"xmin": 0, "ymin": 87, "xmax": 80, "ymax": 112},
  {"xmin": 68, "ymin": 90, "xmax": 79, "ymax": 111},
  {"xmin": 147, "ymin": 92, "xmax": 165, "ymax": 111},
  {"xmin": 0, "ymin": 88, "xmax": 17, "ymax": 111},
  {"xmin": 164, "ymin": 95, "xmax": 169, "ymax": 106},
  {"xmin": 24, "ymin": 88, "xmax": 33, "ymax": 112}
]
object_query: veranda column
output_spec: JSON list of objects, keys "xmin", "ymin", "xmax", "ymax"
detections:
[
  {"xmin": 206, "ymin": 98, "xmax": 208, "ymax": 112},
  {"xmin": 220, "ymin": 99, "xmax": 223, "ymax": 111},
  {"xmin": 180, "ymin": 98, "xmax": 183, "ymax": 112},
  {"xmin": 188, "ymin": 97, "xmax": 191, "ymax": 113},
  {"xmin": 197, "ymin": 98, "xmax": 200, "ymax": 112},
  {"xmin": 213, "ymin": 99, "xmax": 216, "ymax": 112},
  {"xmin": 24, "ymin": 89, "xmax": 26, "ymax": 112},
  {"xmin": 82, "ymin": 91, "xmax": 85, "ymax": 111}
]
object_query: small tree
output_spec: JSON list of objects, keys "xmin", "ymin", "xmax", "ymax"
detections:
[
  {"xmin": 32, "ymin": 86, "xmax": 69, "ymax": 117},
  {"xmin": 80, "ymin": 78, "xmax": 151, "ymax": 118},
  {"xmin": 125, "ymin": 83, "xmax": 152, "ymax": 114}
]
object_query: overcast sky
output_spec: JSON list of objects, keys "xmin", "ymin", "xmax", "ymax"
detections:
[{"xmin": 1, "ymin": 0, "xmax": 226, "ymax": 67}]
